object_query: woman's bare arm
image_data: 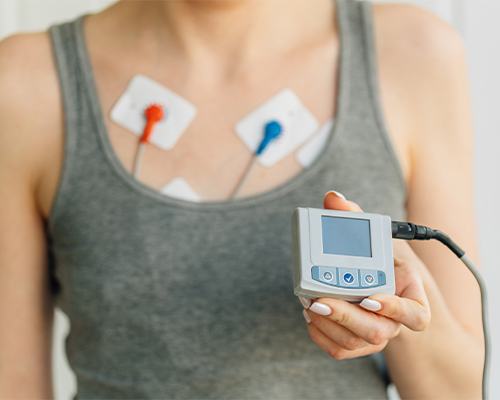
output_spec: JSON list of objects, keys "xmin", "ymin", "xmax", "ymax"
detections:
[
  {"xmin": 302, "ymin": 6, "xmax": 484, "ymax": 399},
  {"xmin": 0, "ymin": 32, "xmax": 62, "ymax": 399},
  {"xmin": 375, "ymin": 5, "xmax": 483, "ymax": 398}
]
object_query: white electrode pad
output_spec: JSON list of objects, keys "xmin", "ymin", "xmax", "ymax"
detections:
[
  {"xmin": 293, "ymin": 207, "xmax": 395, "ymax": 302},
  {"xmin": 236, "ymin": 89, "xmax": 319, "ymax": 167},
  {"xmin": 296, "ymin": 119, "xmax": 334, "ymax": 167},
  {"xmin": 111, "ymin": 75, "xmax": 197, "ymax": 150},
  {"xmin": 161, "ymin": 177, "xmax": 201, "ymax": 202}
]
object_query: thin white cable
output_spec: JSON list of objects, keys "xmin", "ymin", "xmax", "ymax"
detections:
[
  {"xmin": 229, "ymin": 155, "xmax": 257, "ymax": 200},
  {"xmin": 133, "ymin": 143, "xmax": 146, "ymax": 179},
  {"xmin": 460, "ymin": 254, "xmax": 490, "ymax": 399}
]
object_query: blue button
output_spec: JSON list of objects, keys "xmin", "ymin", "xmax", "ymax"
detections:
[{"xmin": 338, "ymin": 268, "xmax": 359, "ymax": 287}]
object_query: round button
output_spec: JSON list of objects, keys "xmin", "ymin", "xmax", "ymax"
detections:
[
  {"xmin": 343, "ymin": 272, "xmax": 355, "ymax": 284},
  {"xmin": 323, "ymin": 271, "xmax": 333, "ymax": 281},
  {"xmin": 365, "ymin": 274, "xmax": 375, "ymax": 284}
]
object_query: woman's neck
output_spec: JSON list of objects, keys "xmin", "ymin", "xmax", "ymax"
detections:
[{"xmin": 116, "ymin": 0, "xmax": 335, "ymax": 77}]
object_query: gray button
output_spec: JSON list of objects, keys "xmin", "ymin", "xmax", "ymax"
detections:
[
  {"xmin": 314, "ymin": 266, "xmax": 337, "ymax": 286},
  {"xmin": 360, "ymin": 269, "xmax": 379, "ymax": 287},
  {"xmin": 323, "ymin": 271, "xmax": 334, "ymax": 281},
  {"xmin": 338, "ymin": 268, "xmax": 359, "ymax": 287}
]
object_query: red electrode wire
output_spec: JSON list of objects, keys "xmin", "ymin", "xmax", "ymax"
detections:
[
  {"xmin": 140, "ymin": 104, "xmax": 165, "ymax": 144},
  {"xmin": 133, "ymin": 103, "xmax": 165, "ymax": 178}
]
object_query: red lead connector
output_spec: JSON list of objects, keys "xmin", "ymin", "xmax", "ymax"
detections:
[{"xmin": 140, "ymin": 104, "xmax": 165, "ymax": 144}]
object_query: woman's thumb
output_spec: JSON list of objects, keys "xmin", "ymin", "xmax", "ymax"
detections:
[{"xmin": 323, "ymin": 190, "xmax": 363, "ymax": 212}]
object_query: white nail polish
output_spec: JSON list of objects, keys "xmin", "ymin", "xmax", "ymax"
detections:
[
  {"xmin": 302, "ymin": 309, "xmax": 312, "ymax": 324},
  {"xmin": 299, "ymin": 296, "xmax": 311, "ymax": 309},
  {"xmin": 309, "ymin": 302, "xmax": 332, "ymax": 316},
  {"xmin": 325, "ymin": 190, "xmax": 346, "ymax": 200},
  {"xmin": 360, "ymin": 299, "xmax": 382, "ymax": 312}
]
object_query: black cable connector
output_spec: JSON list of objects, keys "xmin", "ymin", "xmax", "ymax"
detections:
[{"xmin": 391, "ymin": 221, "xmax": 465, "ymax": 258}]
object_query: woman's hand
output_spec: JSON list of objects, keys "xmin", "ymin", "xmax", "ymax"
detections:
[{"xmin": 300, "ymin": 191, "xmax": 431, "ymax": 360}]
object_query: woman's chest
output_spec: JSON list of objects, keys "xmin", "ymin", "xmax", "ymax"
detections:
[{"xmin": 90, "ymin": 41, "xmax": 343, "ymax": 201}]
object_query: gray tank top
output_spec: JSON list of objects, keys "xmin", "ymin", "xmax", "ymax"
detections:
[{"xmin": 47, "ymin": 0, "xmax": 406, "ymax": 398}]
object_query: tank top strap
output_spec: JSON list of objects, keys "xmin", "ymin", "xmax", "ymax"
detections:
[
  {"xmin": 49, "ymin": 15, "xmax": 98, "ymax": 151},
  {"xmin": 336, "ymin": 0, "xmax": 406, "ymax": 196},
  {"xmin": 48, "ymin": 16, "xmax": 110, "ymax": 230},
  {"xmin": 336, "ymin": 0, "xmax": 380, "ymax": 116}
]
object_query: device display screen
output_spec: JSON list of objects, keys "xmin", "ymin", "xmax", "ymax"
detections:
[{"xmin": 321, "ymin": 216, "xmax": 372, "ymax": 257}]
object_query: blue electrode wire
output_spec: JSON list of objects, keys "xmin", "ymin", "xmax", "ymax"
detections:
[
  {"xmin": 256, "ymin": 120, "xmax": 283, "ymax": 156},
  {"xmin": 229, "ymin": 120, "xmax": 283, "ymax": 199}
]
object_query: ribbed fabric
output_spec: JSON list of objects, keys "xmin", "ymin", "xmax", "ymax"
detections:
[{"xmin": 47, "ymin": 0, "xmax": 406, "ymax": 398}]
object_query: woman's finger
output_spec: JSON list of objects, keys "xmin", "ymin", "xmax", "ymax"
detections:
[
  {"xmin": 308, "ymin": 298, "xmax": 401, "ymax": 345},
  {"xmin": 323, "ymin": 190, "xmax": 363, "ymax": 212},
  {"xmin": 359, "ymin": 257, "xmax": 431, "ymax": 331},
  {"xmin": 360, "ymin": 294, "xmax": 431, "ymax": 331},
  {"xmin": 306, "ymin": 323, "xmax": 388, "ymax": 361},
  {"xmin": 304, "ymin": 309, "xmax": 369, "ymax": 351}
]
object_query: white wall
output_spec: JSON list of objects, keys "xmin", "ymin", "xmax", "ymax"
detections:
[
  {"xmin": 0, "ymin": 1, "xmax": 498, "ymax": 399},
  {"xmin": 463, "ymin": 3, "xmax": 500, "ymax": 397}
]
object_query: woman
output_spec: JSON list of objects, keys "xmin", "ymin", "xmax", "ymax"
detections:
[{"xmin": 0, "ymin": 0, "xmax": 483, "ymax": 398}]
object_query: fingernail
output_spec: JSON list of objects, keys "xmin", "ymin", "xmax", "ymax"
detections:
[
  {"xmin": 360, "ymin": 299, "xmax": 382, "ymax": 312},
  {"xmin": 309, "ymin": 302, "xmax": 332, "ymax": 316},
  {"xmin": 299, "ymin": 296, "xmax": 311, "ymax": 309},
  {"xmin": 302, "ymin": 309, "xmax": 312, "ymax": 324},
  {"xmin": 325, "ymin": 190, "xmax": 346, "ymax": 200}
]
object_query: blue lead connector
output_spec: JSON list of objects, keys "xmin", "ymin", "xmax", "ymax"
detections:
[
  {"xmin": 256, "ymin": 120, "xmax": 283, "ymax": 156},
  {"xmin": 229, "ymin": 119, "xmax": 283, "ymax": 199}
]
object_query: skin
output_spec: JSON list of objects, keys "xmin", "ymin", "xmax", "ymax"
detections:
[{"xmin": 0, "ymin": 0, "xmax": 482, "ymax": 398}]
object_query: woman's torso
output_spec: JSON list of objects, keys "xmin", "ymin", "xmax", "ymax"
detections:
[{"xmin": 46, "ymin": 0, "xmax": 407, "ymax": 398}]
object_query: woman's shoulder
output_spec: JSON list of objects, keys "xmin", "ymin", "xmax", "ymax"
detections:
[
  {"xmin": 372, "ymin": 2, "xmax": 469, "ymax": 127},
  {"xmin": 0, "ymin": 31, "xmax": 63, "ymax": 217},
  {"xmin": 0, "ymin": 30, "xmax": 60, "ymax": 132},
  {"xmin": 0, "ymin": 31, "xmax": 56, "ymax": 94},
  {"xmin": 373, "ymin": 3, "xmax": 466, "ymax": 71},
  {"xmin": 368, "ymin": 3, "xmax": 470, "ymax": 184}
]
